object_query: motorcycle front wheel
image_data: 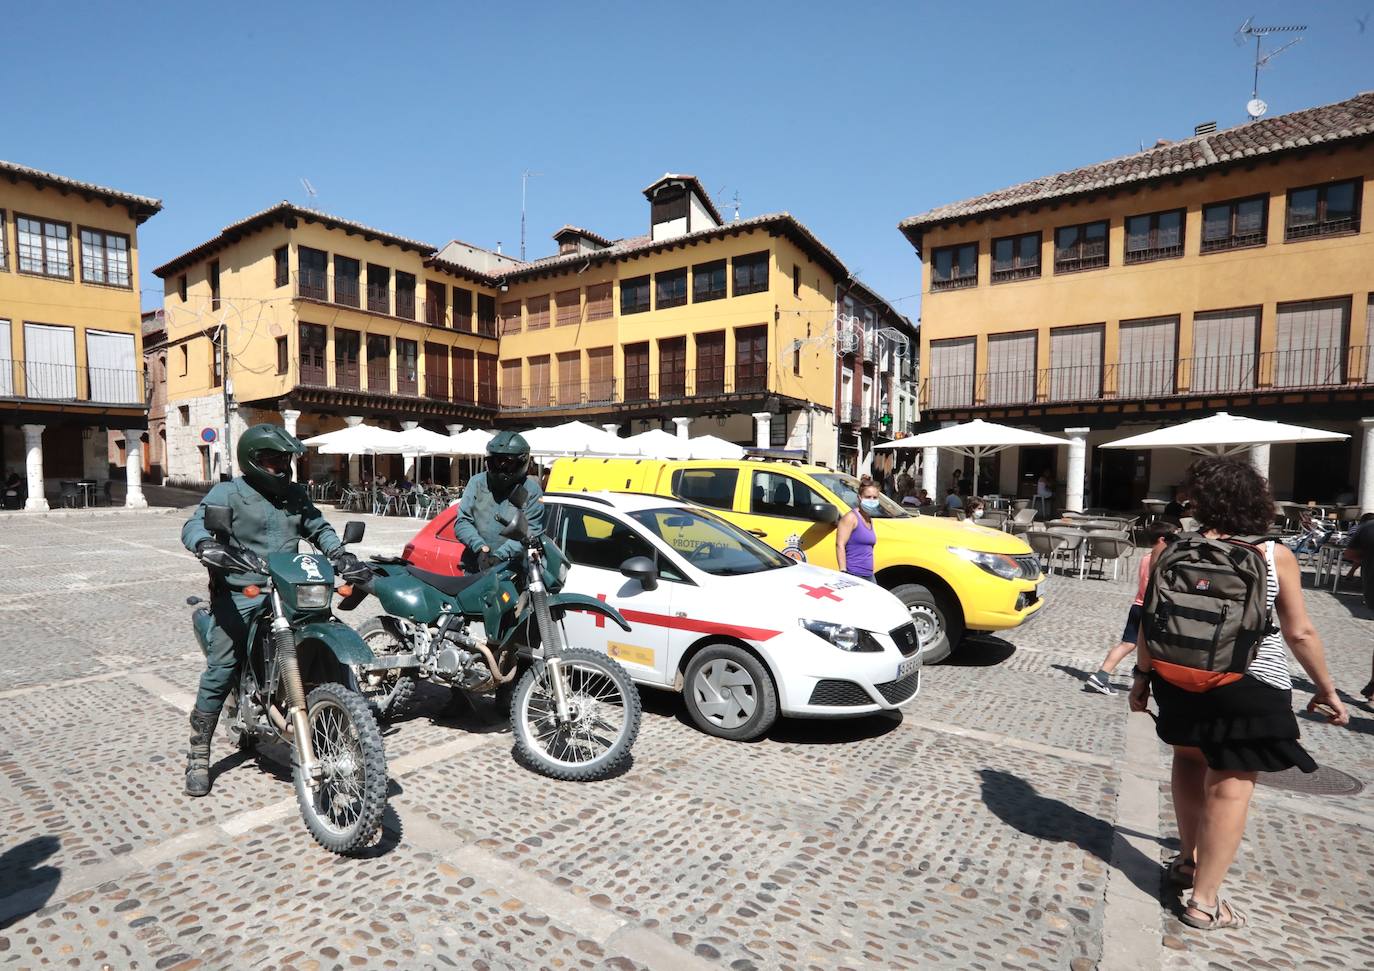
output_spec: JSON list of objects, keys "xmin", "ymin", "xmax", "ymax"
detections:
[
  {"xmin": 511, "ymin": 647, "xmax": 640, "ymax": 782},
  {"xmin": 292, "ymin": 683, "xmax": 388, "ymax": 854}
]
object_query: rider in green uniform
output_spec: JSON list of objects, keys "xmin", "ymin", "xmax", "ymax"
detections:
[
  {"xmin": 180, "ymin": 423, "xmax": 370, "ymax": 797},
  {"xmin": 454, "ymin": 430, "xmax": 545, "ymax": 572}
]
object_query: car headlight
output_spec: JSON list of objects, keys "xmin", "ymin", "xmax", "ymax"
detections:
[
  {"xmin": 947, "ymin": 546, "xmax": 1021, "ymax": 580},
  {"xmin": 799, "ymin": 618, "xmax": 882, "ymax": 652},
  {"xmin": 295, "ymin": 583, "xmax": 331, "ymax": 608}
]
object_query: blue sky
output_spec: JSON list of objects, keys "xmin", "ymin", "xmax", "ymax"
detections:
[{"xmin": 3, "ymin": 1, "xmax": 1369, "ymax": 316}]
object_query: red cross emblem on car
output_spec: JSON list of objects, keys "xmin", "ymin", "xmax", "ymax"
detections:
[{"xmin": 800, "ymin": 584, "xmax": 842, "ymax": 601}]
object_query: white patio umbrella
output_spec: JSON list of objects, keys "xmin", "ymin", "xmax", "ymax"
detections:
[
  {"xmin": 1099, "ymin": 411, "xmax": 1349, "ymax": 454},
  {"xmin": 624, "ymin": 428, "xmax": 695, "ymax": 459},
  {"xmin": 874, "ymin": 419, "xmax": 1070, "ymax": 496},
  {"xmin": 303, "ymin": 423, "xmax": 407, "ymax": 484},
  {"xmin": 445, "ymin": 428, "xmax": 494, "ymax": 455},
  {"xmin": 521, "ymin": 420, "xmax": 640, "ymax": 458},
  {"xmin": 394, "ymin": 426, "xmax": 461, "ymax": 483},
  {"xmin": 682, "ymin": 434, "xmax": 747, "ymax": 460}
]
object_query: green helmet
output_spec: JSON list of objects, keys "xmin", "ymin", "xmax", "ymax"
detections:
[
  {"xmin": 485, "ymin": 430, "xmax": 530, "ymax": 493},
  {"xmin": 237, "ymin": 423, "xmax": 305, "ymax": 497}
]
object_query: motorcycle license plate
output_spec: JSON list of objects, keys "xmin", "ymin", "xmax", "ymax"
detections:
[{"xmin": 896, "ymin": 656, "xmax": 919, "ymax": 680}]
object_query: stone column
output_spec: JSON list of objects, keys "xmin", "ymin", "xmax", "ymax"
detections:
[
  {"xmin": 123, "ymin": 431, "xmax": 147, "ymax": 508},
  {"xmin": 445, "ymin": 424, "xmax": 465, "ymax": 484},
  {"xmin": 602, "ymin": 422, "xmax": 620, "ymax": 437},
  {"xmin": 1360, "ymin": 418, "xmax": 1374, "ymax": 513},
  {"xmin": 921, "ymin": 446, "xmax": 938, "ymax": 497},
  {"xmin": 344, "ymin": 415, "xmax": 364, "ymax": 483},
  {"xmin": 445, "ymin": 423, "xmax": 464, "ymax": 437},
  {"xmin": 751, "ymin": 412, "xmax": 772, "ymax": 450},
  {"xmin": 400, "ymin": 421, "xmax": 419, "ymax": 479},
  {"xmin": 1249, "ymin": 443, "xmax": 1271, "ymax": 481},
  {"xmin": 281, "ymin": 408, "xmax": 301, "ymax": 480},
  {"xmin": 671, "ymin": 416, "xmax": 691, "ymax": 440},
  {"xmin": 1065, "ymin": 427, "xmax": 1090, "ymax": 514},
  {"xmin": 22, "ymin": 424, "xmax": 47, "ymax": 511}
]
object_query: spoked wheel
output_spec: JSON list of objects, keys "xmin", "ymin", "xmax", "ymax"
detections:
[
  {"xmin": 355, "ymin": 617, "xmax": 417, "ymax": 721},
  {"xmin": 511, "ymin": 647, "xmax": 640, "ymax": 781},
  {"xmin": 292, "ymin": 683, "xmax": 388, "ymax": 854}
]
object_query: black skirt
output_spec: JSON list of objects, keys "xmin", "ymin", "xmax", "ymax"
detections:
[{"xmin": 1151, "ymin": 673, "xmax": 1317, "ymax": 773}]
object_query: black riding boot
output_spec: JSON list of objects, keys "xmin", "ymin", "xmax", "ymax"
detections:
[{"xmin": 185, "ymin": 707, "xmax": 219, "ymax": 797}]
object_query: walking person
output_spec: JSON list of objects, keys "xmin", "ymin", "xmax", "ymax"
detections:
[
  {"xmin": 836, "ymin": 480, "xmax": 880, "ymax": 582},
  {"xmin": 1085, "ymin": 523, "xmax": 1177, "ymax": 695},
  {"xmin": 1129, "ymin": 456, "xmax": 1348, "ymax": 930}
]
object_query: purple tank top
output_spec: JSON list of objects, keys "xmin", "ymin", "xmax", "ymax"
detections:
[{"xmin": 844, "ymin": 512, "xmax": 876, "ymax": 575}]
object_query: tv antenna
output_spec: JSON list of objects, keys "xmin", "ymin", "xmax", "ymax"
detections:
[
  {"xmin": 520, "ymin": 170, "xmax": 542, "ymax": 261},
  {"xmin": 1235, "ymin": 18, "xmax": 1305, "ymax": 119},
  {"xmin": 299, "ymin": 177, "xmax": 318, "ymax": 200}
]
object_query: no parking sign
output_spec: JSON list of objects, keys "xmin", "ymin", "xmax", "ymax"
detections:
[{"xmin": 200, "ymin": 427, "xmax": 218, "ymax": 443}]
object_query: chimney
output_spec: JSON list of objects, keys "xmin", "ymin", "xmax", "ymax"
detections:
[{"xmin": 1194, "ymin": 121, "xmax": 1217, "ymax": 136}]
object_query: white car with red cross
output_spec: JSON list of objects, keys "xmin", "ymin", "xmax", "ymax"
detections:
[{"xmin": 542, "ymin": 491, "xmax": 922, "ymax": 740}]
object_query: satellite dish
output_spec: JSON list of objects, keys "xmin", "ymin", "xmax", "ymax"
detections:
[{"xmin": 1246, "ymin": 98, "xmax": 1268, "ymax": 119}]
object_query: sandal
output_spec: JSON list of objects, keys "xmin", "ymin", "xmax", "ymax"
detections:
[
  {"xmin": 1179, "ymin": 897, "xmax": 1246, "ymax": 931},
  {"xmin": 1165, "ymin": 855, "xmax": 1195, "ymax": 888},
  {"xmin": 1361, "ymin": 679, "xmax": 1374, "ymax": 703}
]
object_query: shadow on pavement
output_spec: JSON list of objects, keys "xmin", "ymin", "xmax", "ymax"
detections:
[
  {"xmin": 945, "ymin": 636, "xmax": 1016, "ymax": 667},
  {"xmin": 977, "ymin": 768, "xmax": 1162, "ymax": 900},
  {"xmin": 0, "ymin": 835, "xmax": 61, "ymax": 930},
  {"xmin": 767, "ymin": 710, "xmax": 903, "ymax": 744}
]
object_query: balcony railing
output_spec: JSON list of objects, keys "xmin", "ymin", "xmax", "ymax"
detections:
[
  {"xmin": 0, "ymin": 358, "xmax": 143, "ymax": 406},
  {"xmin": 501, "ymin": 363, "xmax": 773, "ymax": 411},
  {"xmin": 921, "ymin": 346, "xmax": 1374, "ymax": 410}
]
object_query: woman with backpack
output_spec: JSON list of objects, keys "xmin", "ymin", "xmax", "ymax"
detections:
[{"xmin": 1129, "ymin": 456, "xmax": 1348, "ymax": 932}]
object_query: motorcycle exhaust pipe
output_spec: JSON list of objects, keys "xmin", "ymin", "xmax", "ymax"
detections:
[{"xmin": 272, "ymin": 615, "xmax": 320, "ymax": 784}]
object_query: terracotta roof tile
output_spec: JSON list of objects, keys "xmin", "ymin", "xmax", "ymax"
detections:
[{"xmin": 0, "ymin": 159, "xmax": 162, "ymax": 221}]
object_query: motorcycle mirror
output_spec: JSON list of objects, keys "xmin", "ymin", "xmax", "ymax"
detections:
[
  {"xmin": 619, "ymin": 555, "xmax": 658, "ymax": 591},
  {"xmin": 500, "ymin": 510, "xmax": 529, "ymax": 540},
  {"xmin": 342, "ymin": 521, "xmax": 365, "ymax": 545},
  {"xmin": 203, "ymin": 504, "xmax": 232, "ymax": 534}
]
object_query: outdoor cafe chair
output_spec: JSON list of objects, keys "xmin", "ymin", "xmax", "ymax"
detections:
[
  {"xmin": 1008, "ymin": 508, "xmax": 1038, "ymax": 536},
  {"xmin": 1086, "ymin": 531, "xmax": 1134, "ymax": 581},
  {"xmin": 1025, "ymin": 531, "xmax": 1064, "ymax": 573},
  {"xmin": 59, "ymin": 480, "xmax": 80, "ymax": 508}
]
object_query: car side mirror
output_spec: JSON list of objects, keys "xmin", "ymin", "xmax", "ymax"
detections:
[
  {"xmin": 343, "ymin": 521, "xmax": 365, "ymax": 545},
  {"xmin": 203, "ymin": 504, "xmax": 231, "ymax": 534},
  {"xmin": 619, "ymin": 555, "xmax": 658, "ymax": 591},
  {"xmin": 810, "ymin": 503, "xmax": 839, "ymax": 524}
]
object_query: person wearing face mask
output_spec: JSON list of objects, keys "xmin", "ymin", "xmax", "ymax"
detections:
[{"xmin": 836, "ymin": 481, "xmax": 881, "ymax": 582}]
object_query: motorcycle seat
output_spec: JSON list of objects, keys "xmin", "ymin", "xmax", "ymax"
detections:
[{"xmin": 405, "ymin": 565, "xmax": 487, "ymax": 598}]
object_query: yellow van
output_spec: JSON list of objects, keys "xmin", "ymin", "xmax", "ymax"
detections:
[{"xmin": 547, "ymin": 458, "xmax": 1044, "ymax": 662}]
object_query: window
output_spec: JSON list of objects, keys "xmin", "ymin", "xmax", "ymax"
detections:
[
  {"xmin": 1191, "ymin": 307, "xmax": 1258, "ymax": 392},
  {"xmin": 179, "ymin": 403, "xmax": 190, "ymax": 424},
  {"xmin": 90, "ymin": 329, "xmax": 141, "ymax": 403},
  {"xmin": 659, "ymin": 336, "xmax": 686, "ymax": 398},
  {"xmin": 425, "ymin": 280, "xmax": 447, "ymax": 326},
  {"xmin": 1274, "ymin": 298, "xmax": 1350, "ymax": 387},
  {"xmin": 334, "ymin": 328, "xmax": 361, "ymax": 389},
  {"xmin": 587, "ymin": 346, "xmax": 613, "ymax": 403},
  {"xmin": 452, "ymin": 346, "xmax": 475, "ymax": 403},
  {"xmin": 395, "ymin": 271, "xmax": 416, "ymax": 319},
  {"xmin": 299, "ymin": 323, "xmax": 327, "ymax": 385},
  {"xmin": 556, "ymin": 507, "xmax": 675, "ymax": 577},
  {"xmin": 655, "ymin": 268, "xmax": 687, "ymax": 309},
  {"xmin": 367, "ymin": 264, "xmax": 390, "ymax": 314},
  {"xmin": 1124, "ymin": 209, "xmax": 1184, "ymax": 264},
  {"xmin": 555, "ymin": 288, "xmax": 580, "ymax": 326},
  {"xmin": 557, "ymin": 350, "xmax": 581, "ymax": 405},
  {"xmin": 275, "ymin": 336, "xmax": 288, "ymax": 374},
  {"xmin": 1117, "ymin": 315, "xmax": 1177, "ymax": 397},
  {"xmin": 274, "ymin": 246, "xmax": 289, "ymax": 287},
  {"xmin": 1286, "ymin": 180, "xmax": 1361, "ymax": 240},
  {"xmin": 424, "ymin": 341, "xmax": 449, "ymax": 400},
  {"xmin": 208, "ymin": 260, "xmax": 221, "ymax": 311},
  {"xmin": 793, "ymin": 264, "xmax": 801, "ymax": 297},
  {"xmin": 735, "ymin": 325, "xmax": 768, "ymax": 392},
  {"xmin": 991, "ymin": 232, "xmax": 1041, "ymax": 283},
  {"xmin": 528, "ymin": 354, "xmax": 551, "ymax": 406},
  {"xmin": 367, "ymin": 334, "xmax": 390, "ymax": 392},
  {"xmin": 693, "ymin": 259, "xmax": 726, "ymax": 302},
  {"xmin": 453, "ymin": 287, "xmax": 472, "ymax": 332},
  {"xmin": 1048, "ymin": 324, "xmax": 1104, "ymax": 401},
  {"xmin": 477, "ymin": 293, "xmax": 497, "ymax": 336},
  {"xmin": 334, "ymin": 255, "xmax": 360, "ymax": 307},
  {"xmin": 750, "ymin": 470, "xmax": 826, "ymax": 520},
  {"xmin": 623, "ymin": 342, "xmax": 650, "ymax": 400},
  {"xmin": 79, "ymin": 228, "xmax": 131, "ymax": 287},
  {"xmin": 986, "ymin": 331, "xmax": 1037, "ymax": 405},
  {"xmin": 930, "ymin": 242, "xmax": 977, "ymax": 291},
  {"xmin": 732, "ymin": 251, "xmax": 769, "ymax": 296},
  {"xmin": 298, "ymin": 247, "xmax": 327, "ymax": 300},
  {"xmin": 477, "ymin": 353, "xmax": 498, "ymax": 406},
  {"xmin": 696, "ymin": 331, "xmax": 725, "ymax": 394},
  {"xmin": 585, "ymin": 282, "xmax": 613, "ymax": 320},
  {"xmin": 1201, "ymin": 196, "xmax": 1267, "ymax": 253},
  {"xmin": 670, "ymin": 467, "xmax": 738, "ymax": 510},
  {"xmin": 500, "ymin": 299, "xmax": 521, "ymax": 335},
  {"xmin": 396, "ymin": 338, "xmax": 418, "ymax": 395},
  {"xmin": 1054, "ymin": 221, "xmax": 1108, "ymax": 273},
  {"xmin": 620, "ymin": 275, "xmax": 651, "ymax": 315},
  {"xmin": 926, "ymin": 337, "xmax": 975, "ymax": 408},
  {"xmin": 526, "ymin": 294, "xmax": 550, "ymax": 330},
  {"xmin": 650, "ymin": 188, "xmax": 688, "ymax": 227},
  {"xmin": 179, "ymin": 345, "xmax": 188, "ymax": 376},
  {"xmin": 500, "ymin": 358, "xmax": 522, "ymax": 406},
  {"xmin": 211, "ymin": 339, "xmax": 222, "ymax": 388},
  {"xmin": 16, "ymin": 216, "xmax": 71, "ymax": 277},
  {"xmin": 178, "ymin": 274, "xmax": 187, "ymax": 302}
]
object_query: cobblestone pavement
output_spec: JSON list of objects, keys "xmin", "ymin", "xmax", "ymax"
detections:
[{"xmin": 1, "ymin": 508, "xmax": 1371, "ymax": 969}]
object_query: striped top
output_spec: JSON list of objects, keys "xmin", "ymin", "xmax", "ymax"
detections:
[{"xmin": 1246, "ymin": 541, "xmax": 1292, "ymax": 691}]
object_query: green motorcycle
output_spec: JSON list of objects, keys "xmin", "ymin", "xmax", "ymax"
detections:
[
  {"xmin": 189, "ymin": 505, "xmax": 388, "ymax": 854},
  {"xmin": 349, "ymin": 499, "xmax": 642, "ymax": 781}
]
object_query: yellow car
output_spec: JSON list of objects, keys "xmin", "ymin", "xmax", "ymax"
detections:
[{"xmin": 547, "ymin": 458, "xmax": 1045, "ymax": 662}]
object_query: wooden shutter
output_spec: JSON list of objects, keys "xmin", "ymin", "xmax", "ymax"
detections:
[
  {"xmin": 1048, "ymin": 325, "xmax": 1103, "ymax": 401},
  {"xmin": 477, "ymin": 353, "xmax": 497, "ymax": 405},
  {"xmin": 527, "ymin": 295, "xmax": 550, "ymax": 330},
  {"xmin": 585, "ymin": 283, "xmax": 612, "ymax": 321},
  {"xmin": 0, "ymin": 320, "xmax": 11, "ymax": 396},
  {"xmin": 453, "ymin": 288, "xmax": 473, "ymax": 332},
  {"xmin": 451, "ymin": 347, "xmax": 474, "ymax": 403},
  {"xmin": 24, "ymin": 323, "xmax": 77, "ymax": 398},
  {"xmin": 500, "ymin": 300, "xmax": 522, "ymax": 335},
  {"xmin": 500, "ymin": 359, "xmax": 522, "ymax": 406},
  {"xmin": 556, "ymin": 289, "xmax": 581, "ymax": 326},
  {"xmin": 985, "ymin": 331, "xmax": 1036, "ymax": 405},
  {"xmin": 85, "ymin": 330, "xmax": 138, "ymax": 403},
  {"xmin": 1191, "ymin": 308, "xmax": 1258, "ymax": 392},
  {"xmin": 424, "ymin": 341, "xmax": 448, "ymax": 400},
  {"xmin": 587, "ymin": 346, "xmax": 613, "ymax": 402},
  {"xmin": 1367, "ymin": 299, "xmax": 1374, "ymax": 384},
  {"xmin": 528, "ymin": 354, "xmax": 551, "ymax": 406},
  {"xmin": 624, "ymin": 343, "xmax": 649, "ymax": 401},
  {"xmin": 557, "ymin": 351, "xmax": 581, "ymax": 404},
  {"xmin": 734, "ymin": 326, "xmax": 767, "ymax": 392},
  {"xmin": 927, "ymin": 337, "xmax": 975, "ymax": 408},
  {"xmin": 1275, "ymin": 298, "xmax": 1349, "ymax": 388},
  {"xmin": 1117, "ymin": 315, "xmax": 1176, "ymax": 397},
  {"xmin": 696, "ymin": 331, "xmax": 725, "ymax": 394},
  {"xmin": 334, "ymin": 328, "xmax": 361, "ymax": 389},
  {"xmin": 659, "ymin": 336, "xmax": 686, "ymax": 398}
]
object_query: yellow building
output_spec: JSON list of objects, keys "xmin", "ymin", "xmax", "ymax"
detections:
[
  {"xmin": 151, "ymin": 204, "xmax": 502, "ymax": 485},
  {"xmin": 0, "ymin": 160, "xmax": 161, "ymax": 510},
  {"xmin": 900, "ymin": 91, "xmax": 1374, "ymax": 512}
]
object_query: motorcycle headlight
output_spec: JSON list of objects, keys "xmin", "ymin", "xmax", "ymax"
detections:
[
  {"xmin": 799, "ymin": 618, "xmax": 882, "ymax": 652},
  {"xmin": 947, "ymin": 546, "xmax": 1021, "ymax": 580},
  {"xmin": 295, "ymin": 583, "xmax": 330, "ymax": 608}
]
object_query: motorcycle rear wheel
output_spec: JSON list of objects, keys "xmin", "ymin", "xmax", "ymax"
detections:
[
  {"xmin": 292, "ymin": 683, "xmax": 388, "ymax": 854},
  {"xmin": 511, "ymin": 648, "xmax": 640, "ymax": 781},
  {"xmin": 355, "ymin": 617, "xmax": 417, "ymax": 721}
]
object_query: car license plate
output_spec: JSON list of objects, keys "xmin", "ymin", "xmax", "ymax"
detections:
[{"xmin": 896, "ymin": 656, "xmax": 919, "ymax": 679}]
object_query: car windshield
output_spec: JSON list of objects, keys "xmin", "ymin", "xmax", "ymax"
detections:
[
  {"xmin": 811, "ymin": 472, "xmax": 912, "ymax": 518},
  {"xmin": 628, "ymin": 507, "xmax": 794, "ymax": 576}
]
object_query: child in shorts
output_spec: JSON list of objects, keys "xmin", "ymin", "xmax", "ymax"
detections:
[{"xmin": 1085, "ymin": 523, "xmax": 1178, "ymax": 695}]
